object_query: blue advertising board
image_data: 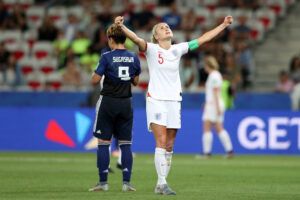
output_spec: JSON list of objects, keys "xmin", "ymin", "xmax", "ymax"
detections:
[{"xmin": 0, "ymin": 108, "xmax": 299, "ymax": 154}]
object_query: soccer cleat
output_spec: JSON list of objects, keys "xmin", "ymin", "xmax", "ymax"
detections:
[
  {"xmin": 155, "ymin": 184, "xmax": 176, "ymax": 195},
  {"xmin": 88, "ymin": 182, "xmax": 109, "ymax": 192},
  {"xmin": 224, "ymin": 151, "xmax": 234, "ymax": 159},
  {"xmin": 108, "ymin": 167, "xmax": 114, "ymax": 173},
  {"xmin": 116, "ymin": 163, "xmax": 122, "ymax": 170},
  {"xmin": 122, "ymin": 182, "xmax": 136, "ymax": 192}
]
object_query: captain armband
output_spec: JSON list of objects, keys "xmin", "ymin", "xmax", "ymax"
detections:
[{"xmin": 188, "ymin": 39, "xmax": 199, "ymax": 51}]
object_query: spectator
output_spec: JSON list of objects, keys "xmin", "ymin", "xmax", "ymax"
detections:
[
  {"xmin": 4, "ymin": 4, "xmax": 28, "ymax": 31},
  {"xmin": 71, "ymin": 31, "xmax": 91, "ymax": 56},
  {"xmin": 0, "ymin": 42, "xmax": 10, "ymax": 72},
  {"xmin": 289, "ymin": 56, "xmax": 300, "ymax": 83},
  {"xmin": 132, "ymin": 2, "xmax": 156, "ymax": 31},
  {"xmin": 62, "ymin": 59, "xmax": 82, "ymax": 87},
  {"xmin": 231, "ymin": 15, "xmax": 251, "ymax": 41},
  {"xmin": 80, "ymin": 45, "xmax": 100, "ymax": 73},
  {"xmin": 162, "ymin": 2, "xmax": 181, "ymax": 30},
  {"xmin": 180, "ymin": 56, "xmax": 197, "ymax": 91},
  {"xmin": 97, "ymin": 3, "xmax": 113, "ymax": 28},
  {"xmin": 235, "ymin": 41, "xmax": 254, "ymax": 89},
  {"xmin": 275, "ymin": 70, "xmax": 294, "ymax": 93},
  {"xmin": 38, "ymin": 16, "xmax": 59, "ymax": 41},
  {"xmin": 291, "ymin": 83, "xmax": 300, "ymax": 110},
  {"xmin": 64, "ymin": 14, "xmax": 80, "ymax": 43},
  {"xmin": 0, "ymin": 0, "xmax": 8, "ymax": 28},
  {"xmin": 2, "ymin": 55, "xmax": 22, "ymax": 87},
  {"xmin": 92, "ymin": 26, "xmax": 108, "ymax": 53},
  {"xmin": 181, "ymin": 8, "xmax": 197, "ymax": 31}
]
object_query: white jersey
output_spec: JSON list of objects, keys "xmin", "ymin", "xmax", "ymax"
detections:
[
  {"xmin": 145, "ymin": 42, "xmax": 189, "ymax": 101},
  {"xmin": 205, "ymin": 70, "xmax": 223, "ymax": 105}
]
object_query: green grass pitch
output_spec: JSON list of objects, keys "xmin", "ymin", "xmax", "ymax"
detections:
[{"xmin": 0, "ymin": 152, "xmax": 300, "ymax": 200}]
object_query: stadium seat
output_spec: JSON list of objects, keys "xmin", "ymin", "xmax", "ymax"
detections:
[
  {"xmin": 255, "ymin": 8, "xmax": 276, "ymax": 31},
  {"xmin": 176, "ymin": 0, "xmax": 199, "ymax": 8},
  {"xmin": 23, "ymin": 29, "xmax": 38, "ymax": 48},
  {"xmin": 26, "ymin": 6, "xmax": 45, "ymax": 28},
  {"xmin": 212, "ymin": 8, "xmax": 232, "ymax": 22},
  {"xmin": 19, "ymin": 0, "xmax": 34, "ymax": 10},
  {"xmin": 268, "ymin": 0, "xmax": 287, "ymax": 18},
  {"xmin": 45, "ymin": 72, "xmax": 63, "ymax": 91},
  {"xmin": 48, "ymin": 6, "xmax": 67, "ymax": 27},
  {"xmin": 25, "ymin": 72, "xmax": 46, "ymax": 90},
  {"xmin": 247, "ymin": 19, "xmax": 265, "ymax": 43},
  {"xmin": 5, "ymin": 41, "xmax": 29, "ymax": 61},
  {"xmin": 37, "ymin": 58, "xmax": 58, "ymax": 75},
  {"xmin": 18, "ymin": 57, "xmax": 38, "ymax": 76},
  {"xmin": 172, "ymin": 31, "xmax": 185, "ymax": 43},
  {"xmin": 67, "ymin": 6, "xmax": 84, "ymax": 19},
  {"xmin": 32, "ymin": 42, "xmax": 53, "ymax": 60},
  {"xmin": 3, "ymin": 0, "xmax": 17, "ymax": 10},
  {"xmin": 202, "ymin": 0, "xmax": 218, "ymax": 12},
  {"xmin": 1, "ymin": 30, "xmax": 22, "ymax": 45},
  {"xmin": 233, "ymin": 9, "xmax": 253, "ymax": 21},
  {"xmin": 153, "ymin": 7, "xmax": 169, "ymax": 19},
  {"xmin": 136, "ymin": 31, "xmax": 151, "ymax": 42},
  {"xmin": 194, "ymin": 7, "xmax": 212, "ymax": 27}
]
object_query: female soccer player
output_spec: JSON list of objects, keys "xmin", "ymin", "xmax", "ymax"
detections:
[
  {"xmin": 115, "ymin": 15, "xmax": 233, "ymax": 195},
  {"xmin": 89, "ymin": 24, "xmax": 141, "ymax": 192},
  {"xmin": 202, "ymin": 56, "xmax": 233, "ymax": 158}
]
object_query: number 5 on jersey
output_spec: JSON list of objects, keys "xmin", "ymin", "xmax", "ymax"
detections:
[{"xmin": 158, "ymin": 52, "xmax": 164, "ymax": 64}]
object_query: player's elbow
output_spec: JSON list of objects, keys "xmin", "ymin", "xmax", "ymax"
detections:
[
  {"xmin": 91, "ymin": 74, "xmax": 101, "ymax": 85},
  {"xmin": 131, "ymin": 76, "xmax": 139, "ymax": 86}
]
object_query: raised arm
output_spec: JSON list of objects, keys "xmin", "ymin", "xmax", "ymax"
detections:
[
  {"xmin": 188, "ymin": 16, "xmax": 233, "ymax": 50},
  {"xmin": 115, "ymin": 16, "xmax": 147, "ymax": 52}
]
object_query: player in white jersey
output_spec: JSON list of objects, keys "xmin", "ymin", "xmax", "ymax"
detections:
[
  {"xmin": 115, "ymin": 15, "xmax": 233, "ymax": 195},
  {"xmin": 202, "ymin": 56, "xmax": 233, "ymax": 158}
]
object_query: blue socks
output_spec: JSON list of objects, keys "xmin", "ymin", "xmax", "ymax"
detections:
[
  {"xmin": 97, "ymin": 144, "xmax": 110, "ymax": 183},
  {"xmin": 120, "ymin": 144, "xmax": 133, "ymax": 183}
]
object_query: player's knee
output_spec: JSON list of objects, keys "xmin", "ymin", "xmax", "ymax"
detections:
[
  {"xmin": 166, "ymin": 141, "xmax": 174, "ymax": 152},
  {"xmin": 98, "ymin": 139, "xmax": 111, "ymax": 146},
  {"xmin": 118, "ymin": 140, "xmax": 132, "ymax": 146}
]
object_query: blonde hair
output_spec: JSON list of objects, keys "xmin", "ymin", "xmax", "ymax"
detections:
[
  {"xmin": 205, "ymin": 56, "xmax": 219, "ymax": 70},
  {"xmin": 151, "ymin": 23, "xmax": 160, "ymax": 43}
]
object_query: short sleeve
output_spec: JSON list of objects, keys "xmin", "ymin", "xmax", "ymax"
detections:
[
  {"xmin": 134, "ymin": 54, "xmax": 141, "ymax": 76},
  {"xmin": 175, "ymin": 42, "xmax": 189, "ymax": 56},
  {"xmin": 94, "ymin": 54, "xmax": 108, "ymax": 76},
  {"xmin": 211, "ymin": 74, "xmax": 222, "ymax": 88},
  {"xmin": 145, "ymin": 42, "xmax": 156, "ymax": 56}
]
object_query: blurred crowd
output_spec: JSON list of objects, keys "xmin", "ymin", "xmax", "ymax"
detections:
[
  {"xmin": 0, "ymin": 0, "xmax": 293, "ymax": 92},
  {"xmin": 275, "ymin": 55, "xmax": 300, "ymax": 110}
]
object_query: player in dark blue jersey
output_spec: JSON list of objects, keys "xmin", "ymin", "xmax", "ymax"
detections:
[{"xmin": 89, "ymin": 24, "xmax": 141, "ymax": 192}]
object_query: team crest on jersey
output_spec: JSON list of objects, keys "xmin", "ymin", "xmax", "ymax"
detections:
[
  {"xmin": 172, "ymin": 49, "xmax": 178, "ymax": 57},
  {"xmin": 155, "ymin": 113, "xmax": 161, "ymax": 120}
]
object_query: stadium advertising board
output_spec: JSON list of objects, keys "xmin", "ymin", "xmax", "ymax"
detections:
[{"xmin": 0, "ymin": 108, "xmax": 299, "ymax": 154}]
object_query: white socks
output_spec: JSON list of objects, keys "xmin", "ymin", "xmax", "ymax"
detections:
[
  {"xmin": 154, "ymin": 148, "xmax": 167, "ymax": 185},
  {"xmin": 165, "ymin": 151, "xmax": 173, "ymax": 178},
  {"xmin": 203, "ymin": 132, "xmax": 213, "ymax": 154},
  {"xmin": 218, "ymin": 130, "xmax": 233, "ymax": 152},
  {"xmin": 117, "ymin": 149, "xmax": 122, "ymax": 165}
]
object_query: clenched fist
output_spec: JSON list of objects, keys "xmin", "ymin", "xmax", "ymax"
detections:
[{"xmin": 223, "ymin": 16, "xmax": 233, "ymax": 26}]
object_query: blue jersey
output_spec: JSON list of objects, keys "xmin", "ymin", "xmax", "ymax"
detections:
[{"xmin": 95, "ymin": 49, "xmax": 141, "ymax": 98}]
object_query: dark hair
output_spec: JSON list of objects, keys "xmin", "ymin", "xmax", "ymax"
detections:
[{"xmin": 106, "ymin": 24, "xmax": 126, "ymax": 44}]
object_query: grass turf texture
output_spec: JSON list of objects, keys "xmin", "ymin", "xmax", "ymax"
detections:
[{"xmin": 0, "ymin": 152, "xmax": 299, "ymax": 200}]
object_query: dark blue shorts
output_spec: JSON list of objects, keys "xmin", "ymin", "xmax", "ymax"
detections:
[{"xmin": 93, "ymin": 96, "xmax": 133, "ymax": 141}]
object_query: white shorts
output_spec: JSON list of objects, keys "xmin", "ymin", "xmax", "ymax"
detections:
[
  {"xmin": 202, "ymin": 102, "xmax": 225, "ymax": 123},
  {"xmin": 146, "ymin": 97, "xmax": 181, "ymax": 131}
]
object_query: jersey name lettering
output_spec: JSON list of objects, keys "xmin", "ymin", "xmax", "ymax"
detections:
[{"xmin": 113, "ymin": 56, "xmax": 134, "ymax": 63}]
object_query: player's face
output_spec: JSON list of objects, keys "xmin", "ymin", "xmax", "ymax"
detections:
[
  {"xmin": 204, "ymin": 64, "xmax": 211, "ymax": 73},
  {"xmin": 155, "ymin": 23, "xmax": 173, "ymax": 41}
]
